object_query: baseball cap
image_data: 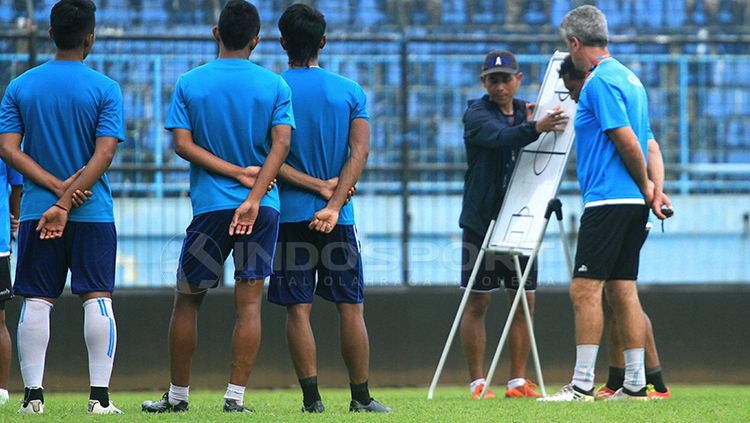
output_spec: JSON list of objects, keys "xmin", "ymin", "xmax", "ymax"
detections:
[{"xmin": 481, "ymin": 50, "xmax": 519, "ymax": 77}]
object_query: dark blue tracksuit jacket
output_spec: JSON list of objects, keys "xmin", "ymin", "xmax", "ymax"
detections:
[{"xmin": 459, "ymin": 95, "xmax": 542, "ymax": 236}]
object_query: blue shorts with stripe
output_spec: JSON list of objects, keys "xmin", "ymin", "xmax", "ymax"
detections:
[
  {"xmin": 13, "ymin": 221, "xmax": 116, "ymax": 298},
  {"xmin": 177, "ymin": 207, "xmax": 280, "ymax": 289},
  {"xmin": 268, "ymin": 222, "xmax": 364, "ymax": 305}
]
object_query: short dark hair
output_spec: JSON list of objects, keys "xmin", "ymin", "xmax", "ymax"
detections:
[
  {"xmin": 218, "ymin": 0, "xmax": 260, "ymax": 51},
  {"xmin": 278, "ymin": 4, "xmax": 326, "ymax": 67},
  {"xmin": 559, "ymin": 54, "xmax": 586, "ymax": 81},
  {"xmin": 50, "ymin": 0, "xmax": 96, "ymax": 50}
]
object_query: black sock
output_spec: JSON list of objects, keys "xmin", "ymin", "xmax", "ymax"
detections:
[
  {"xmin": 350, "ymin": 381, "xmax": 371, "ymax": 405},
  {"xmin": 299, "ymin": 376, "xmax": 321, "ymax": 406},
  {"xmin": 606, "ymin": 366, "xmax": 625, "ymax": 391},
  {"xmin": 646, "ymin": 366, "xmax": 667, "ymax": 393},
  {"xmin": 90, "ymin": 386, "xmax": 110, "ymax": 408},
  {"xmin": 24, "ymin": 387, "xmax": 44, "ymax": 403}
]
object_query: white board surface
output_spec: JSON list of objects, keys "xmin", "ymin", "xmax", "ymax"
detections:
[{"xmin": 488, "ymin": 51, "xmax": 577, "ymax": 255}]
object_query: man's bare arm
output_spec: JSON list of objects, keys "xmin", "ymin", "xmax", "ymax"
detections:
[
  {"xmin": 647, "ymin": 138, "xmax": 673, "ymax": 219},
  {"xmin": 230, "ymin": 125, "xmax": 291, "ymax": 236},
  {"xmin": 310, "ymin": 118, "xmax": 369, "ymax": 233},
  {"xmin": 607, "ymin": 126, "xmax": 653, "ymax": 204},
  {"xmin": 0, "ymin": 133, "xmax": 66, "ymax": 196},
  {"xmin": 173, "ymin": 128, "xmax": 261, "ymax": 187}
]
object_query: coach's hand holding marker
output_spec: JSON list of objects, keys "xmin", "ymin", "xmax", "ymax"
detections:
[{"xmin": 535, "ymin": 106, "xmax": 568, "ymax": 133}]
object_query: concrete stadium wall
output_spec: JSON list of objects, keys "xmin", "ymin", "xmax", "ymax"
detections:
[{"xmin": 4, "ymin": 285, "xmax": 749, "ymax": 392}]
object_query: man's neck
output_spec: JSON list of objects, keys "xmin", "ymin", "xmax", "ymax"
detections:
[
  {"xmin": 579, "ymin": 46, "xmax": 610, "ymax": 71},
  {"xmin": 495, "ymin": 99, "xmax": 514, "ymax": 115},
  {"xmin": 218, "ymin": 47, "xmax": 251, "ymax": 60},
  {"xmin": 54, "ymin": 49, "xmax": 85, "ymax": 62},
  {"xmin": 289, "ymin": 57, "xmax": 320, "ymax": 69}
]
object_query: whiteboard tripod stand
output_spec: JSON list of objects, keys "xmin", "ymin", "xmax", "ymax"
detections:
[{"xmin": 427, "ymin": 199, "xmax": 574, "ymax": 400}]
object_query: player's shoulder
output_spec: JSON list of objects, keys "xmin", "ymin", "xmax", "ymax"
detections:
[{"xmin": 323, "ymin": 69, "xmax": 363, "ymax": 90}]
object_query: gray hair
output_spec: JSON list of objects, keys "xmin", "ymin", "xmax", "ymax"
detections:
[{"xmin": 560, "ymin": 5, "xmax": 609, "ymax": 47}]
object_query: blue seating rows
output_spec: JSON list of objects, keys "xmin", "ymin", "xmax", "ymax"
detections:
[{"xmin": 1, "ymin": 0, "xmax": 748, "ymax": 31}]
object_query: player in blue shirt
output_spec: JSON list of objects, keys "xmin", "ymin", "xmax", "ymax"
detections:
[
  {"xmin": 0, "ymin": 162, "xmax": 21, "ymax": 405},
  {"xmin": 543, "ymin": 6, "xmax": 658, "ymax": 401},
  {"xmin": 141, "ymin": 0, "xmax": 292, "ymax": 414},
  {"xmin": 560, "ymin": 55, "xmax": 672, "ymax": 399},
  {"xmin": 268, "ymin": 4, "xmax": 390, "ymax": 413},
  {"xmin": 0, "ymin": 0, "xmax": 124, "ymax": 414}
]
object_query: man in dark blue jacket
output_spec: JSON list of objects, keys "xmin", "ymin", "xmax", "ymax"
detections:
[{"xmin": 459, "ymin": 50, "xmax": 567, "ymax": 399}]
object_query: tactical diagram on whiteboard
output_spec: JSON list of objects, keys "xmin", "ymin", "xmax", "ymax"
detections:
[{"xmin": 489, "ymin": 51, "xmax": 578, "ymax": 255}]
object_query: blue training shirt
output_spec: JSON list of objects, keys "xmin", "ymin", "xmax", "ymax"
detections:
[
  {"xmin": 574, "ymin": 58, "xmax": 650, "ymax": 207},
  {"xmin": 0, "ymin": 162, "xmax": 21, "ymax": 255},
  {"xmin": 0, "ymin": 61, "xmax": 125, "ymax": 222},
  {"xmin": 279, "ymin": 67, "xmax": 369, "ymax": 225},
  {"xmin": 165, "ymin": 59, "xmax": 295, "ymax": 215}
]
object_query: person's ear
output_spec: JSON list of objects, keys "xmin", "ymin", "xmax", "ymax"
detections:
[
  {"xmin": 48, "ymin": 27, "xmax": 53, "ymax": 41},
  {"xmin": 83, "ymin": 32, "xmax": 94, "ymax": 49},
  {"xmin": 279, "ymin": 36, "xmax": 287, "ymax": 51},
  {"xmin": 516, "ymin": 72, "xmax": 523, "ymax": 83},
  {"xmin": 212, "ymin": 26, "xmax": 220, "ymax": 43},
  {"xmin": 248, "ymin": 35, "xmax": 260, "ymax": 51},
  {"xmin": 319, "ymin": 35, "xmax": 327, "ymax": 50},
  {"xmin": 570, "ymin": 36, "xmax": 582, "ymax": 52}
]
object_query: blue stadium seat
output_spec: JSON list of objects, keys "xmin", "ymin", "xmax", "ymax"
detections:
[
  {"xmin": 703, "ymin": 89, "xmax": 723, "ymax": 118},
  {"xmin": 470, "ymin": 0, "xmax": 502, "ymax": 25},
  {"xmin": 691, "ymin": 0, "xmax": 707, "ymax": 25},
  {"xmin": 665, "ymin": 0, "xmax": 686, "ymax": 28},
  {"xmin": 0, "ymin": 5, "xmax": 12, "ymax": 23},
  {"xmin": 598, "ymin": 0, "xmax": 627, "ymax": 28},
  {"xmin": 356, "ymin": 0, "xmax": 384, "ymax": 26},
  {"xmin": 441, "ymin": 0, "xmax": 466, "ymax": 25},
  {"xmin": 525, "ymin": 0, "xmax": 546, "ymax": 26},
  {"xmin": 634, "ymin": 0, "xmax": 662, "ymax": 29},
  {"xmin": 550, "ymin": 0, "xmax": 570, "ymax": 27},
  {"xmin": 436, "ymin": 121, "xmax": 463, "ymax": 149},
  {"xmin": 648, "ymin": 88, "xmax": 667, "ymax": 119}
]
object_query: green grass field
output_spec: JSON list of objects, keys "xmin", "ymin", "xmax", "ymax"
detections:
[{"xmin": 4, "ymin": 385, "xmax": 749, "ymax": 422}]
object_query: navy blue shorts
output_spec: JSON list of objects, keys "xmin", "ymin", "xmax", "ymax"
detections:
[
  {"xmin": 460, "ymin": 228, "xmax": 538, "ymax": 292},
  {"xmin": 14, "ymin": 220, "xmax": 117, "ymax": 298},
  {"xmin": 268, "ymin": 222, "xmax": 364, "ymax": 305},
  {"xmin": 177, "ymin": 207, "xmax": 280, "ymax": 289}
]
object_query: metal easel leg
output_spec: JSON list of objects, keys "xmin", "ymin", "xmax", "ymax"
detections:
[{"xmin": 427, "ymin": 220, "xmax": 496, "ymax": 399}]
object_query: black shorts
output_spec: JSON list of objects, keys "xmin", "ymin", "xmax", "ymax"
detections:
[
  {"xmin": 460, "ymin": 228, "xmax": 538, "ymax": 292},
  {"xmin": 0, "ymin": 256, "xmax": 10, "ymax": 307},
  {"xmin": 573, "ymin": 204, "xmax": 649, "ymax": 281}
]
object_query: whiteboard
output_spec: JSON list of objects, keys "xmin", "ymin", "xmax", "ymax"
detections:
[{"xmin": 488, "ymin": 51, "xmax": 577, "ymax": 255}]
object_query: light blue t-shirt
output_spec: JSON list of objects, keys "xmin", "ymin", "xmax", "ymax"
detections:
[
  {"xmin": 165, "ymin": 59, "xmax": 295, "ymax": 215},
  {"xmin": 0, "ymin": 61, "xmax": 125, "ymax": 222},
  {"xmin": 0, "ymin": 162, "xmax": 21, "ymax": 255},
  {"xmin": 575, "ymin": 58, "xmax": 650, "ymax": 207},
  {"xmin": 279, "ymin": 67, "xmax": 369, "ymax": 224}
]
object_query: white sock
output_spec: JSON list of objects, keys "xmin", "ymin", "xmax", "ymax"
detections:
[
  {"xmin": 0, "ymin": 388, "xmax": 8, "ymax": 404},
  {"xmin": 18, "ymin": 298, "xmax": 53, "ymax": 389},
  {"xmin": 224, "ymin": 383, "xmax": 245, "ymax": 404},
  {"xmin": 623, "ymin": 348, "xmax": 646, "ymax": 392},
  {"xmin": 469, "ymin": 378, "xmax": 486, "ymax": 392},
  {"xmin": 83, "ymin": 298, "xmax": 117, "ymax": 387},
  {"xmin": 507, "ymin": 377, "xmax": 526, "ymax": 390},
  {"xmin": 169, "ymin": 383, "xmax": 189, "ymax": 405},
  {"xmin": 572, "ymin": 344, "xmax": 599, "ymax": 392}
]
